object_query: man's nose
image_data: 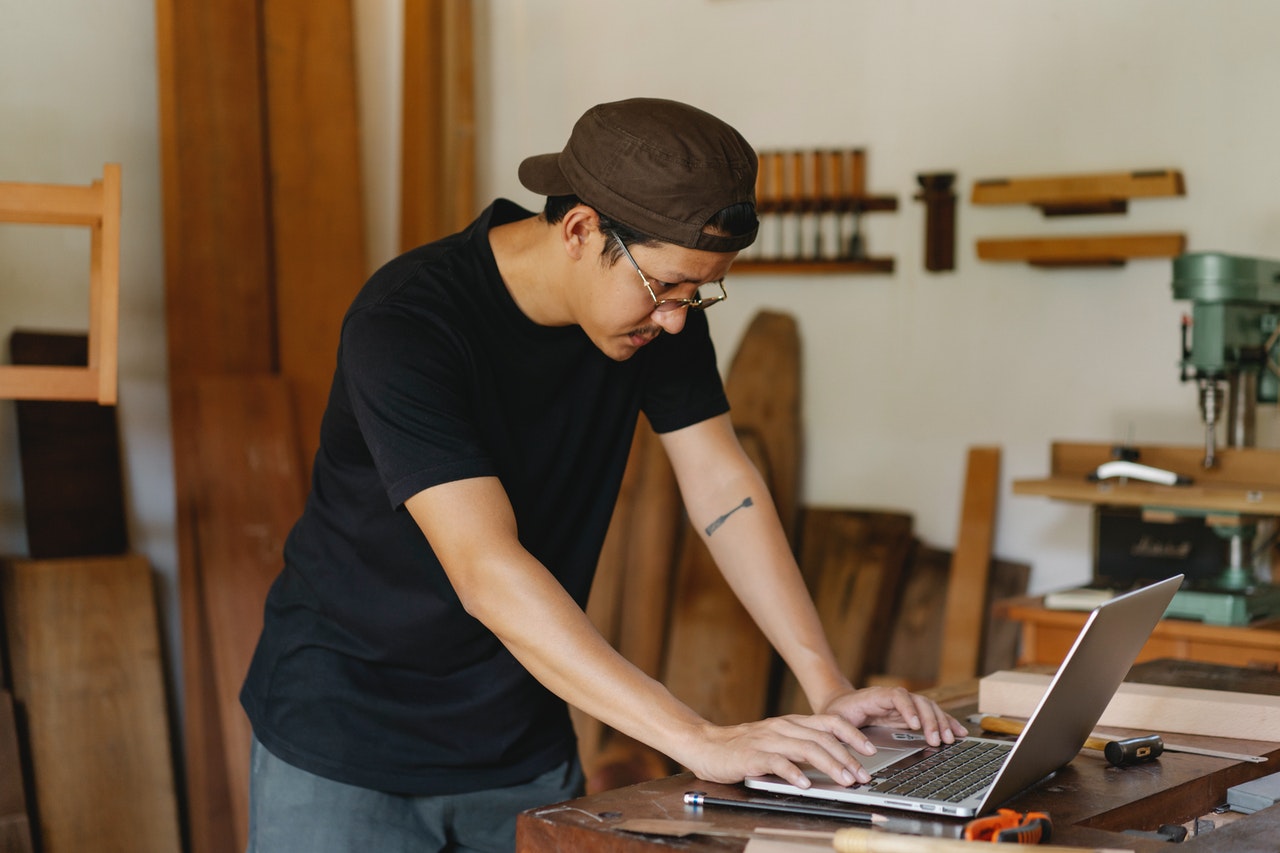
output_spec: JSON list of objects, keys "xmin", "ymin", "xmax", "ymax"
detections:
[{"xmin": 651, "ymin": 306, "xmax": 688, "ymax": 335}]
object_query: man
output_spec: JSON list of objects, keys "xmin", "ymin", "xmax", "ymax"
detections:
[{"xmin": 241, "ymin": 97, "xmax": 966, "ymax": 852}]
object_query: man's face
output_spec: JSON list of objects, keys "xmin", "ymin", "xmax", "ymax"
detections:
[{"xmin": 578, "ymin": 232, "xmax": 736, "ymax": 362}]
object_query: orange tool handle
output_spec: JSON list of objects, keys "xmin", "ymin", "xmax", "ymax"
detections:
[{"xmin": 964, "ymin": 808, "xmax": 1053, "ymax": 843}]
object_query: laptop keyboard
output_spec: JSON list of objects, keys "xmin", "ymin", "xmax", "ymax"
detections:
[{"xmin": 868, "ymin": 740, "xmax": 1011, "ymax": 803}]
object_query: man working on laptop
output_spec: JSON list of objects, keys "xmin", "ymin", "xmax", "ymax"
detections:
[{"xmin": 240, "ymin": 97, "xmax": 967, "ymax": 852}]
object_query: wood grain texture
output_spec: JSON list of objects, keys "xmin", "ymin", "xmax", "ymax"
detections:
[
  {"xmin": 0, "ymin": 555, "xmax": 181, "ymax": 853},
  {"xmin": 401, "ymin": 0, "xmax": 475, "ymax": 250},
  {"xmin": 262, "ymin": 0, "xmax": 368, "ymax": 468},
  {"xmin": 938, "ymin": 446, "xmax": 1001, "ymax": 685},
  {"xmin": 191, "ymin": 375, "xmax": 306, "ymax": 849},
  {"xmin": 976, "ymin": 233, "xmax": 1186, "ymax": 264},
  {"xmin": 578, "ymin": 419, "xmax": 682, "ymax": 791},
  {"xmin": 971, "ymin": 169, "xmax": 1185, "ymax": 206},
  {"xmin": 978, "ymin": 670, "xmax": 1280, "ymax": 740}
]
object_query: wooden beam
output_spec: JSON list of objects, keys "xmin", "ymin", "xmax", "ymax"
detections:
[
  {"xmin": 979, "ymin": 670, "xmax": 1280, "ymax": 740},
  {"xmin": 190, "ymin": 374, "xmax": 307, "ymax": 849},
  {"xmin": 976, "ymin": 233, "xmax": 1186, "ymax": 266},
  {"xmin": 972, "ymin": 169, "xmax": 1185, "ymax": 208},
  {"xmin": 938, "ymin": 447, "xmax": 1001, "ymax": 685}
]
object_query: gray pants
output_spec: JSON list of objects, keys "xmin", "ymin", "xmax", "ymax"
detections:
[{"xmin": 246, "ymin": 735, "xmax": 584, "ymax": 853}]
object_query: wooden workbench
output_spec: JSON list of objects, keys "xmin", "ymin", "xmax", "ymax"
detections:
[{"xmin": 517, "ymin": 665, "xmax": 1280, "ymax": 852}]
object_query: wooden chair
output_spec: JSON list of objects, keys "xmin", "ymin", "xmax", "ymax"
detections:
[{"xmin": 0, "ymin": 163, "xmax": 121, "ymax": 405}]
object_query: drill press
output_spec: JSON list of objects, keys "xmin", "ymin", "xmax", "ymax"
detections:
[{"xmin": 1170, "ymin": 251, "xmax": 1280, "ymax": 623}]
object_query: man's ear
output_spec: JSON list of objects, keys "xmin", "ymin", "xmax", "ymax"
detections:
[{"xmin": 560, "ymin": 203, "xmax": 600, "ymax": 261}]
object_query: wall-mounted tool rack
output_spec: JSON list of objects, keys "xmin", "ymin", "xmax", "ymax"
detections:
[
  {"xmin": 972, "ymin": 168, "xmax": 1186, "ymax": 267},
  {"xmin": 977, "ymin": 233, "xmax": 1187, "ymax": 268},
  {"xmin": 972, "ymin": 169, "xmax": 1184, "ymax": 216},
  {"xmin": 735, "ymin": 148, "xmax": 897, "ymax": 275}
]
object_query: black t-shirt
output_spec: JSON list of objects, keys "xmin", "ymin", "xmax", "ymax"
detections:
[{"xmin": 240, "ymin": 200, "xmax": 730, "ymax": 795}]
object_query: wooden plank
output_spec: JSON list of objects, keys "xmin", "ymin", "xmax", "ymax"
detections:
[
  {"xmin": 975, "ymin": 233, "xmax": 1186, "ymax": 264},
  {"xmin": 937, "ymin": 447, "xmax": 1001, "ymax": 685},
  {"xmin": 875, "ymin": 543, "xmax": 949, "ymax": 689},
  {"xmin": 155, "ymin": 0, "xmax": 276, "ymax": 843},
  {"xmin": 10, "ymin": 332, "xmax": 128, "ymax": 559},
  {"xmin": 0, "ymin": 555, "xmax": 181, "ymax": 853},
  {"xmin": 978, "ymin": 670, "xmax": 1280, "ymax": 740},
  {"xmin": 578, "ymin": 419, "xmax": 682, "ymax": 792},
  {"xmin": 723, "ymin": 311, "xmax": 802, "ymax": 543},
  {"xmin": 980, "ymin": 559, "xmax": 1030, "ymax": 677},
  {"xmin": 971, "ymin": 169, "xmax": 1185, "ymax": 206},
  {"xmin": 401, "ymin": 0, "xmax": 476, "ymax": 250},
  {"xmin": 0, "ymin": 691, "xmax": 33, "ymax": 853},
  {"xmin": 262, "ymin": 0, "xmax": 368, "ymax": 467},
  {"xmin": 776, "ymin": 509, "xmax": 913, "ymax": 714},
  {"xmin": 191, "ymin": 374, "xmax": 307, "ymax": 850},
  {"xmin": 661, "ymin": 430, "xmax": 775, "ymax": 726}
]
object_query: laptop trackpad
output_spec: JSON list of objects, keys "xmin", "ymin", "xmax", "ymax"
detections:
[{"xmin": 811, "ymin": 727, "xmax": 928, "ymax": 779}]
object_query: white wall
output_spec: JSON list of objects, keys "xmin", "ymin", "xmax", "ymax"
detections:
[
  {"xmin": 3, "ymin": 2, "xmax": 1279, "ymax": 701},
  {"xmin": 462, "ymin": 0, "xmax": 1280, "ymax": 591}
]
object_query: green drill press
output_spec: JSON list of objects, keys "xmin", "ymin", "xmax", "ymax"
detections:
[{"xmin": 1170, "ymin": 251, "xmax": 1280, "ymax": 624}]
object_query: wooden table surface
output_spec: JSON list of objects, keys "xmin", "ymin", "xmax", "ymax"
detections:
[{"xmin": 518, "ymin": 668, "xmax": 1280, "ymax": 852}]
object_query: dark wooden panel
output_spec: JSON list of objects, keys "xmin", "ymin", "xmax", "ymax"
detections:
[{"xmin": 10, "ymin": 331, "xmax": 127, "ymax": 558}]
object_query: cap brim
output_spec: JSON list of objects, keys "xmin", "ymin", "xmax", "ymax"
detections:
[{"xmin": 518, "ymin": 153, "xmax": 575, "ymax": 196}]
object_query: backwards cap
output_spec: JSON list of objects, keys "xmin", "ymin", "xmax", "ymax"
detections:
[{"xmin": 518, "ymin": 98, "xmax": 758, "ymax": 253}]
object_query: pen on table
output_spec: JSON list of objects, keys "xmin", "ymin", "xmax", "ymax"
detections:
[{"xmin": 682, "ymin": 791, "xmax": 962, "ymax": 838}]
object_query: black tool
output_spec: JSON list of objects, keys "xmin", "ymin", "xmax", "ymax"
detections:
[{"xmin": 1105, "ymin": 734, "xmax": 1165, "ymax": 767}]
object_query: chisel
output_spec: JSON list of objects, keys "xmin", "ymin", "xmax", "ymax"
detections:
[{"xmin": 974, "ymin": 715, "xmax": 1267, "ymax": 764}]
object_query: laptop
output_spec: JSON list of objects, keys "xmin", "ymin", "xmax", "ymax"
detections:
[{"xmin": 744, "ymin": 574, "xmax": 1183, "ymax": 818}]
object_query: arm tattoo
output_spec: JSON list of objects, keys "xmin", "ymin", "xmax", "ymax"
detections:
[{"xmin": 704, "ymin": 496, "xmax": 754, "ymax": 537}]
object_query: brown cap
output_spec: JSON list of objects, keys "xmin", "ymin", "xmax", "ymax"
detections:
[{"xmin": 518, "ymin": 98, "xmax": 758, "ymax": 253}]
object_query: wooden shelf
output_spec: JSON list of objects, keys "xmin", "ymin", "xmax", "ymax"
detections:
[
  {"xmin": 1012, "ymin": 441, "xmax": 1280, "ymax": 515},
  {"xmin": 976, "ymin": 232, "xmax": 1186, "ymax": 267},
  {"xmin": 733, "ymin": 257, "xmax": 895, "ymax": 275},
  {"xmin": 972, "ymin": 169, "xmax": 1185, "ymax": 215},
  {"xmin": 999, "ymin": 597, "xmax": 1280, "ymax": 668}
]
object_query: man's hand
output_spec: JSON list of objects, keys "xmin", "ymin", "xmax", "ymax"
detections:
[
  {"xmin": 822, "ymin": 686, "xmax": 969, "ymax": 748},
  {"xmin": 678, "ymin": 713, "xmax": 880, "ymax": 790}
]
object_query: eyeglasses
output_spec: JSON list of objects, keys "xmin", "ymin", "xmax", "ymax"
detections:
[{"xmin": 612, "ymin": 234, "xmax": 727, "ymax": 312}]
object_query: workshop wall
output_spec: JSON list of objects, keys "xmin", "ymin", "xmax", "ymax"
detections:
[
  {"xmin": 454, "ymin": 0, "xmax": 1280, "ymax": 591},
  {"xmin": 2, "ymin": 0, "xmax": 1279, "ymax": 701}
]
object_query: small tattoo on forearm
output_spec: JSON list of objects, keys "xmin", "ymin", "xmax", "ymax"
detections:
[{"xmin": 704, "ymin": 496, "xmax": 754, "ymax": 536}]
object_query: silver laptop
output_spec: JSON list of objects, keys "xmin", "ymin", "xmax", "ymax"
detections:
[{"xmin": 744, "ymin": 574, "xmax": 1182, "ymax": 818}]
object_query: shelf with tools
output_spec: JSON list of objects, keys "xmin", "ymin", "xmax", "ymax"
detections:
[
  {"xmin": 972, "ymin": 168, "xmax": 1187, "ymax": 267},
  {"xmin": 1011, "ymin": 442, "xmax": 1280, "ymax": 516},
  {"xmin": 734, "ymin": 148, "xmax": 897, "ymax": 274}
]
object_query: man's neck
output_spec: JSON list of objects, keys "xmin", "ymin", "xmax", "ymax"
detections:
[{"xmin": 489, "ymin": 216, "xmax": 576, "ymax": 327}]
